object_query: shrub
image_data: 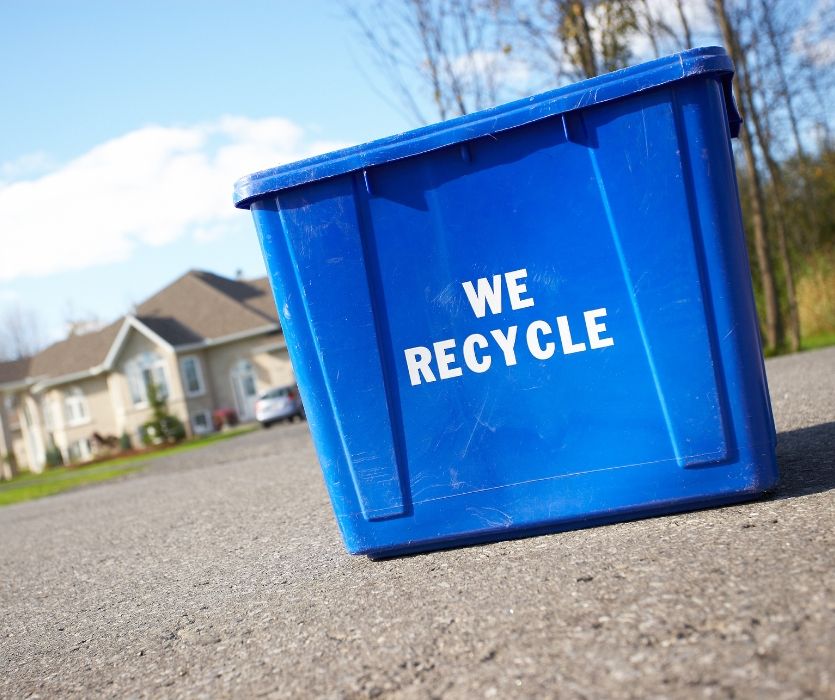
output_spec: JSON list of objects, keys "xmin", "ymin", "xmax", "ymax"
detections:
[
  {"xmin": 212, "ymin": 407, "xmax": 239, "ymax": 431},
  {"xmin": 45, "ymin": 446, "xmax": 64, "ymax": 468},
  {"xmin": 159, "ymin": 415, "xmax": 186, "ymax": 442},
  {"xmin": 119, "ymin": 431, "xmax": 133, "ymax": 451},
  {"xmin": 2, "ymin": 450, "xmax": 18, "ymax": 475},
  {"xmin": 140, "ymin": 383, "xmax": 187, "ymax": 445}
]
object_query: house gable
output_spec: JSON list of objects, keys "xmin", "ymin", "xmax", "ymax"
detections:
[{"xmin": 103, "ymin": 316, "xmax": 174, "ymax": 371}]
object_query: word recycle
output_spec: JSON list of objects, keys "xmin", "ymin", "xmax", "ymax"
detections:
[{"xmin": 403, "ymin": 268, "xmax": 615, "ymax": 387}]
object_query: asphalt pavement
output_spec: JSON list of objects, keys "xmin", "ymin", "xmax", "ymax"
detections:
[{"xmin": 1, "ymin": 347, "xmax": 833, "ymax": 699}]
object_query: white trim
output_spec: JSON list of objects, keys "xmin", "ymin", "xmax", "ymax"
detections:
[
  {"xmin": 29, "ymin": 310, "xmax": 177, "ymax": 392},
  {"xmin": 103, "ymin": 315, "xmax": 175, "ymax": 370},
  {"xmin": 67, "ymin": 437, "xmax": 92, "ymax": 463},
  {"xmin": 230, "ymin": 359, "xmax": 259, "ymax": 421},
  {"xmin": 125, "ymin": 351, "xmax": 170, "ymax": 407},
  {"xmin": 21, "ymin": 396, "xmax": 45, "ymax": 471},
  {"xmin": 179, "ymin": 355, "xmax": 206, "ymax": 397},
  {"xmin": 64, "ymin": 386, "xmax": 90, "ymax": 428},
  {"xmin": 31, "ymin": 367, "xmax": 103, "ymax": 393},
  {"xmin": 174, "ymin": 324, "xmax": 280, "ymax": 353},
  {"xmin": 250, "ymin": 339, "xmax": 288, "ymax": 355},
  {"xmin": 0, "ymin": 378, "xmax": 34, "ymax": 392},
  {"xmin": 190, "ymin": 409, "xmax": 212, "ymax": 435}
]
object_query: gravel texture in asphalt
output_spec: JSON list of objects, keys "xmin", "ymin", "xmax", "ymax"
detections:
[{"xmin": 1, "ymin": 347, "xmax": 833, "ymax": 699}]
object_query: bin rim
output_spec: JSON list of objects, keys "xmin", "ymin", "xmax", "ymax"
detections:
[{"xmin": 234, "ymin": 46, "xmax": 735, "ymax": 209}]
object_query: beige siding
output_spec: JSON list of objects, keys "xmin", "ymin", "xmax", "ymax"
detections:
[
  {"xmin": 0, "ymin": 394, "xmax": 11, "ymax": 470},
  {"xmin": 10, "ymin": 433, "xmax": 27, "ymax": 473},
  {"xmin": 19, "ymin": 394, "xmax": 46, "ymax": 472},
  {"xmin": 253, "ymin": 346, "xmax": 295, "ymax": 389},
  {"xmin": 5, "ymin": 329, "xmax": 293, "ymax": 464},
  {"xmin": 0, "ymin": 405, "xmax": 11, "ymax": 479},
  {"xmin": 202, "ymin": 336, "xmax": 294, "ymax": 420},
  {"xmin": 110, "ymin": 328, "xmax": 191, "ymax": 439},
  {"xmin": 178, "ymin": 350, "xmax": 215, "ymax": 434},
  {"xmin": 56, "ymin": 375, "xmax": 119, "ymax": 446},
  {"xmin": 39, "ymin": 387, "xmax": 67, "ymax": 456},
  {"xmin": 1, "ymin": 397, "xmax": 28, "ymax": 475},
  {"xmin": 6, "ymin": 390, "xmax": 29, "ymax": 470}
]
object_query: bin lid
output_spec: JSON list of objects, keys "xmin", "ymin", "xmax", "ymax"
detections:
[{"xmin": 234, "ymin": 46, "xmax": 738, "ymax": 209}]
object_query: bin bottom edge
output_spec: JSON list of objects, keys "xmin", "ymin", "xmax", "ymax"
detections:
[{"xmin": 353, "ymin": 486, "xmax": 774, "ymax": 559}]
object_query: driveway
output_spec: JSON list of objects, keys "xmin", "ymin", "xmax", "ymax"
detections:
[{"xmin": 1, "ymin": 348, "xmax": 833, "ymax": 699}]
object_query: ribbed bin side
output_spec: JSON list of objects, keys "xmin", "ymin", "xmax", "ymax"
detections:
[{"xmin": 243, "ymin": 52, "xmax": 777, "ymax": 556}]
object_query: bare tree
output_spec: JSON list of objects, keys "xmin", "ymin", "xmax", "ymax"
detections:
[
  {"xmin": 560, "ymin": 0, "xmax": 600, "ymax": 77},
  {"xmin": 741, "ymin": 49, "xmax": 801, "ymax": 351},
  {"xmin": 674, "ymin": 0, "xmax": 694, "ymax": 48},
  {"xmin": 346, "ymin": 0, "xmax": 833, "ymax": 353},
  {"xmin": 346, "ymin": 0, "xmax": 517, "ymax": 122},
  {"xmin": 0, "ymin": 304, "xmax": 45, "ymax": 361},
  {"xmin": 712, "ymin": 0, "xmax": 782, "ymax": 351},
  {"xmin": 512, "ymin": 0, "xmax": 639, "ymax": 82},
  {"xmin": 757, "ymin": 0, "xmax": 834, "ymax": 250}
]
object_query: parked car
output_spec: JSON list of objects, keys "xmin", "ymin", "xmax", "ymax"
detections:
[{"xmin": 254, "ymin": 385, "xmax": 305, "ymax": 427}]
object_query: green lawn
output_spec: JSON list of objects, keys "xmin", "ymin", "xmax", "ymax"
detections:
[
  {"xmin": 0, "ymin": 424, "xmax": 259, "ymax": 507},
  {"xmin": 801, "ymin": 330, "xmax": 835, "ymax": 352}
]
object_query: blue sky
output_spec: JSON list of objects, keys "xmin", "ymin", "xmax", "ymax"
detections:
[
  {"xmin": 1, "ymin": 0, "xmax": 828, "ymax": 350},
  {"xmin": 0, "ymin": 0, "xmax": 418, "ymax": 344}
]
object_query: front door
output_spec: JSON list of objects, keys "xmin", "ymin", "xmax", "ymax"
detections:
[{"xmin": 231, "ymin": 360, "xmax": 259, "ymax": 421}]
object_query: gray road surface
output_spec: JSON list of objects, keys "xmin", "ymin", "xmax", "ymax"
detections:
[{"xmin": 1, "ymin": 348, "xmax": 833, "ymax": 699}]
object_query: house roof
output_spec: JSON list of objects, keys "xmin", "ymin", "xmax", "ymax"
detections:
[
  {"xmin": 135, "ymin": 271, "xmax": 279, "ymax": 346},
  {"xmin": 25, "ymin": 270, "xmax": 280, "ymax": 384},
  {"xmin": 0, "ymin": 357, "xmax": 32, "ymax": 386},
  {"xmin": 28, "ymin": 321, "xmax": 122, "ymax": 380}
]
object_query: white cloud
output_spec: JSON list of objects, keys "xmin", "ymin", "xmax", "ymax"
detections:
[
  {"xmin": 0, "ymin": 151, "xmax": 56, "ymax": 184},
  {"xmin": 451, "ymin": 49, "xmax": 531, "ymax": 89},
  {"xmin": 0, "ymin": 117, "xmax": 345, "ymax": 282},
  {"xmin": 624, "ymin": 0, "xmax": 717, "ymax": 61}
]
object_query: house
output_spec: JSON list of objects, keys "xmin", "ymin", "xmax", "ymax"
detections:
[
  {"xmin": 0, "ymin": 357, "xmax": 31, "ymax": 480},
  {"xmin": 0, "ymin": 270, "xmax": 294, "ymax": 475}
]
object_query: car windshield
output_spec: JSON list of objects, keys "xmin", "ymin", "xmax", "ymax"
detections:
[{"xmin": 261, "ymin": 387, "xmax": 290, "ymax": 399}]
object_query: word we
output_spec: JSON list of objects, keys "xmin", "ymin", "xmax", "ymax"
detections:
[{"xmin": 404, "ymin": 268, "xmax": 614, "ymax": 386}]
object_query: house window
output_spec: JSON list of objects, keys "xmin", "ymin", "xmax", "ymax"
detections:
[
  {"xmin": 64, "ymin": 387, "xmax": 90, "ymax": 427},
  {"xmin": 68, "ymin": 438, "xmax": 91, "ymax": 463},
  {"xmin": 125, "ymin": 352, "xmax": 169, "ymax": 406},
  {"xmin": 180, "ymin": 356, "xmax": 205, "ymax": 397},
  {"xmin": 191, "ymin": 410, "xmax": 212, "ymax": 435}
]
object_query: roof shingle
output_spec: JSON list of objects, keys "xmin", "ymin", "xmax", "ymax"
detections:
[
  {"xmin": 22, "ymin": 270, "xmax": 280, "ymax": 383},
  {"xmin": 136, "ymin": 271, "xmax": 278, "ymax": 346},
  {"xmin": 0, "ymin": 357, "xmax": 31, "ymax": 386},
  {"xmin": 28, "ymin": 321, "xmax": 121, "ymax": 380}
]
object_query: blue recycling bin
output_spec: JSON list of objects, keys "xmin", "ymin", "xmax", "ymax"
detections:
[{"xmin": 234, "ymin": 47, "xmax": 778, "ymax": 557}]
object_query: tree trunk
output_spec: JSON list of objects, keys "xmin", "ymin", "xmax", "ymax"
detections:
[
  {"xmin": 758, "ymin": 0, "xmax": 820, "ymax": 243},
  {"xmin": 712, "ymin": 0, "xmax": 782, "ymax": 351},
  {"xmin": 738, "ymin": 121, "xmax": 783, "ymax": 352},
  {"xmin": 639, "ymin": 0, "xmax": 661, "ymax": 57},
  {"xmin": 735, "ymin": 32, "xmax": 801, "ymax": 351},
  {"xmin": 563, "ymin": 0, "xmax": 598, "ymax": 78},
  {"xmin": 675, "ymin": 0, "xmax": 694, "ymax": 48}
]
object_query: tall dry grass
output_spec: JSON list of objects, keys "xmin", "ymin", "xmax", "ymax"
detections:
[{"xmin": 797, "ymin": 245, "xmax": 835, "ymax": 338}]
